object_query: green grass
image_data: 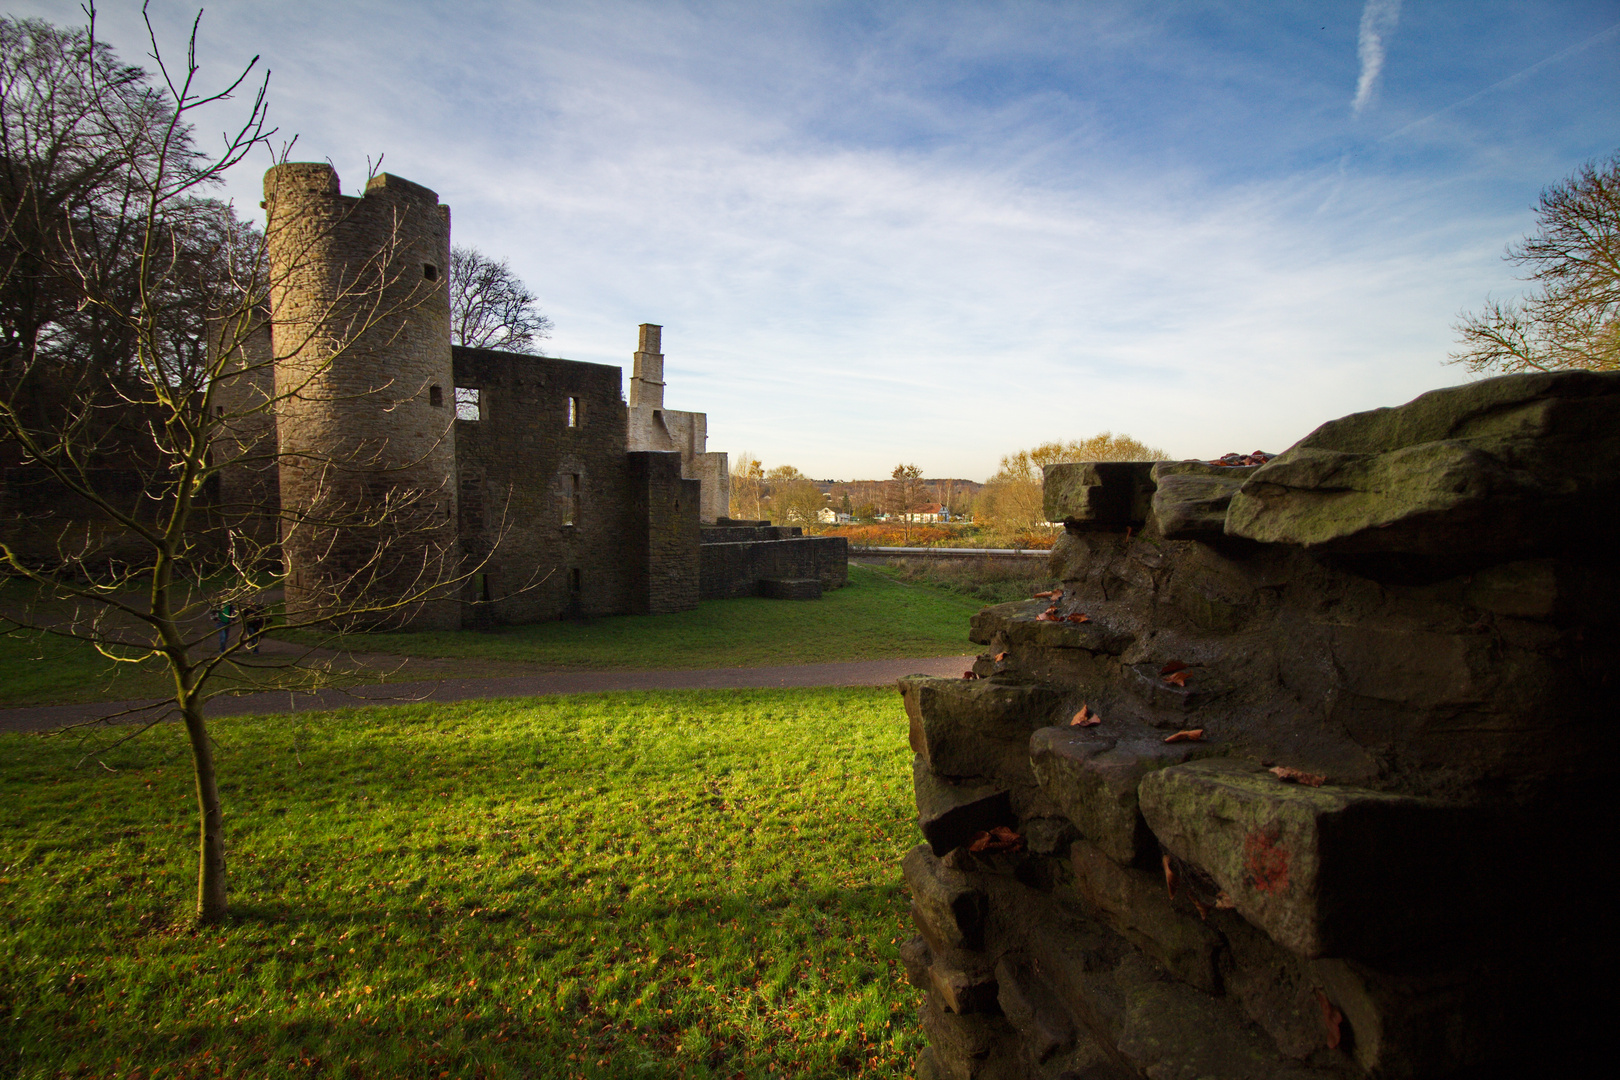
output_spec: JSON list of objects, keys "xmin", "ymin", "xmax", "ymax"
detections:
[
  {"xmin": 1, "ymin": 687, "xmax": 926, "ymax": 1078},
  {"xmin": 0, "ymin": 627, "xmax": 177, "ymax": 708},
  {"xmin": 863, "ymin": 556, "xmax": 1057, "ymax": 606},
  {"xmin": 277, "ymin": 563, "xmax": 979, "ymax": 669}
]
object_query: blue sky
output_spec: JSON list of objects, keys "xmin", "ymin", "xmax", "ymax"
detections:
[{"xmin": 16, "ymin": 1, "xmax": 1620, "ymax": 479}]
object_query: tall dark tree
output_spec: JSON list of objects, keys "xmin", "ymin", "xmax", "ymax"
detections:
[
  {"xmin": 1452, "ymin": 152, "xmax": 1619, "ymax": 373},
  {"xmin": 448, "ymin": 244, "xmax": 552, "ymax": 352}
]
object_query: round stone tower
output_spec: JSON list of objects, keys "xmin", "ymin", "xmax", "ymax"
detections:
[{"xmin": 263, "ymin": 163, "xmax": 460, "ymax": 629}]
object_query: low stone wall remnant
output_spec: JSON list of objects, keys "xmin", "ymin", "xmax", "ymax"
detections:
[{"xmin": 898, "ymin": 370, "xmax": 1615, "ymax": 1079}]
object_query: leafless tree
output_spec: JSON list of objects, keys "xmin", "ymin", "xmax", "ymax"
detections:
[
  {"xmin": 1452, "ymin": 152, "xmax": 1619, "ymax": 374},
  {"xmin": 0, "ymin": 6, "xmax": 511, "ymax": 924},
  {"xmin": 448, "ymin": 244, "xmax": 552, "ymax": 352}
]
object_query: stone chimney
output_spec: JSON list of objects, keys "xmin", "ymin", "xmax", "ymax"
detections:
[{"xmin": 628, "ymin": 323, "xmax": 664, "ymax": 409}]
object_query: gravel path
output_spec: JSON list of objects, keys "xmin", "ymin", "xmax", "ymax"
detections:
[{"xmin": 0, "ymin": 654, "xmax": 975, "ymax": 734}]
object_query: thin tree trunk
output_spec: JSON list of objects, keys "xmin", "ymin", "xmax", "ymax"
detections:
[{"xmin": 182, "ymin": 700, "xmax": 228, "ymax": 922}]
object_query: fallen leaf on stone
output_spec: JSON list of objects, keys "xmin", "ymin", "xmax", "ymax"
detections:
[
  {"xmin": 1215, "ymin": 891, "xmax": 1236, "ymax": 910},
  {"xmin": 967, "ymin": 825, "xmax": 1024, "ymax": 854},
  {"xmin": 1191, "ymin": 897, "xmax": 1210, "ymax": 921},
  {"xmin": 1161, "ymin": 854, "xmax": 1177, "ymax": 900},
  {"xmin": 1071, "ymin": 703, "xmax": 1101, "ymax": 727},
  {"xmin": 1164, "ymin": 729, "xmax": 1205, "ymax": 743},
  {"xmin": 993, "ymin": 652, "xmax": 1009, "ymax": 662},
  {"xmin": 1163, "ymin": 670, "xmax": 1191, "ymax": 687},
  {"xmin": 1315, "ymin": 990, "xmax": 1343, "ymax": 1050},
  {"xmin": 1033, "ymin": 589, "xmax": 1063, "ymax": 600},
  {"xmin": 1065, "ymin": 612, "xmax": 1091, "ymax": 624},
  {"xmin": 962, "ymin": 670, "xmax": 978, "ymax": 680},
  {"xmin": 1035, "ymin": 612, "xmax": 1060, "ymax": 622},
  {"xmin": 1159, "ymin": 659, "xmax": 1189, "ymax": 675},
  {"xmin": 1269, "ymin": 765, "xmax": 1327, "ymax": 787}
]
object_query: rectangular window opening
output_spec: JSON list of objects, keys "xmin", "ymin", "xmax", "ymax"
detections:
[
  {"xmin": 562, "ymin": 473, "xmax": 581, "ymax": 526},
  {"xmin": 429, "ymin": 385, "xmax": 443, "ymax": 407},
  {"xmin": 567, "ymin": 396, "xmax": 581, "ymax": 428},
  {"xmin": 569, "ymin": 567, "xmax": 581, "ymax": 594},
  {"xmin": 455, "ymin": 387, "xmax": 481, "ymax": 421}
]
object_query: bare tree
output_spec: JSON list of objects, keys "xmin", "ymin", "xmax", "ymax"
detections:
[
  {"xmin": 0, "ymin": 7, "xmax": 500, "ymax": 923},
  {"xmin": 448, "ymin": 244, "xmax": 552, "ymax": 352},
  {"xmin": 889, "ymin": 462, "xmax": 926, "ymax": 543},
  {"xmin": 1451, "ymin": 152, "xmax": 1619, "ymax": 374}
]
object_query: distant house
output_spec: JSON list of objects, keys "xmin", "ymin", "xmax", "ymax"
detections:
[
  {"xmin": 817, "ymin": 508, "xmax": 851, "ymax": 524},
  {"xmin": 902, "ymin": 503, "xmax": 948, "ymax": 523}
]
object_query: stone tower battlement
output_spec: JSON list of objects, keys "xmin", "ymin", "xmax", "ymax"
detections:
[{"xmin": 263, "ymin": 163, "xmax": 459, "ymax": 629}]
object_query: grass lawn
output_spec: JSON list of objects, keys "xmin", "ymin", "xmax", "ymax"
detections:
[
  {"xmin": 1, "ymin": 687, "xmax": 926, "ymax": 1078},
  {"xmin": 275, "ymin": 563, "xmax": 980, "ymax": 670},
  {"xmin": 0, "ymin": 564, "xmax": 979, "ymax": 709}
]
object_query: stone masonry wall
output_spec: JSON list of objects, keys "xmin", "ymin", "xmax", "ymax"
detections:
[
  {"xmin": 450, "ymin": 346, "xmax": 632, "ymax": 622},
  {"xmin": 898, "ymin": 371, "xmax": 1615, "ymax": 1080},
  {"xmin": 626, "ymin": 451, "xmax": 702, "ymax": 614},
  {"xmin": 264, "ymin": 164, "xmax": 459, "ymax": 630},
  {"xmin": 699, "ymin": 535, "xmax": 850, "ymax": 600}
]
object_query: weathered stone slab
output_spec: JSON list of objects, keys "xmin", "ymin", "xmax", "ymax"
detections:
[
  {"xmin": 904, "ymin": 843, "xmax": 989, "ymax": 951},
  {"xmin": 994, "ymin": 954, "xmax": 1077, "ymax": 1063},
  {"xmin": 998, "ymin": 615, "xmax": 1135, "ymax": 655},
  {"xmin": 928, "ymin": 956, "xmax": 1001, "ymax": 1015},
  {"xmin": 1138, "ymin": 760, "xmax": 1456, "ymax": 959},
  {"xmin": 1224, "ymin": 370, "xmax": 1620, "ymax": 557},
  {"xmin": 1150, "ymin": 461, "xmax": 1257, "ymax": 540},
  {"xmin": 1028, "ymin": 726, "xmax": 1218, "ymax": 865},
  {"xmin": 1042, "ymin": 461, "xmax": 1157, "ymax": 526},
  {"xmin": 1069, "ymin": 840, "xmax": 1223, "ymax": 993},
  {"xmin": 900, "ymin": 676, "xmax": 1065, "ymax": 780},
  {"xmin": 912, "ymin": 759, "xmax": 1015, "ymax": 858}
]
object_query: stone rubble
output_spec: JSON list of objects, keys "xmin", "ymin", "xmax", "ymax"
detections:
[{"xmin": 897, "ymin": 371, "xmax": 1615, "ymax": 1079}]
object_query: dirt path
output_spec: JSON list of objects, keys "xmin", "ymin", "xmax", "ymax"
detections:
[{"xmin": 0, "ymin": 653, "xmax": 976, "ymax": 734}]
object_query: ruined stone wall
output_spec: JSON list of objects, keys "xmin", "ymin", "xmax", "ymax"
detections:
[
  {"xmin": 899, "ymin": 371, "xmax": 1614, "ymax": 1079},
  {"xmin": 699, "ymin": 535, "xmax": 850, "ymax": 600},
  {"xmin": 625, "ymin": 451, "xmax": 701, "ymax": 614},
  {"xmin": 264, "ymin": 164, "xmax": 459, "ymax": 630},
  {"xmin": 450, "ymin": 346, "xmax": 632, "ymax": 622}
]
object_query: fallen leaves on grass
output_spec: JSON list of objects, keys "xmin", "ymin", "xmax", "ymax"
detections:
[
  {"xmin": 1164, "ymin": 729, "xmax": 1205, "ymax": 743},
  {"xmin": 1071, "ymin": 703, "xmax": 1101, "ymax": 727},
  {"xmin": 1269, "ymin": 766, "xmax": 1327, "ymax": 787},
  {"xmin": 967, "ymin": 826, "xmax": 1024, "ymax": 854}
]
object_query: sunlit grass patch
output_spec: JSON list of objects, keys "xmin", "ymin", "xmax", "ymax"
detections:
[
  {"xmin": 1, "ymin": 687, "xmax": 927, "ymax": 1078},
  {"xmin": 277, "ymin": 562, "xmax": 978, "ymax": 670}
]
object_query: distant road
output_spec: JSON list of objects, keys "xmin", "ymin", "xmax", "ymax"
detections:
[{"xmin": 0, "ymin": 654, "xmax": 977, "ymax": 735}]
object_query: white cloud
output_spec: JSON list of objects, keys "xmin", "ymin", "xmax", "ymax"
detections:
[{"xmin": 1353, "ymin": 0, "xmax": 1403, "ymax": 117}]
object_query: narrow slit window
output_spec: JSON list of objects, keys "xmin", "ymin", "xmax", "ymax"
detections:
[
  {"xmin": 429, "ymin": 385, "xmax": 443, "ymax": 407},
  {"xmin": 562, "ymin": 473, "xmax": 581, "ymax": 526},
  {"xmin": 567, "ymin": 396, "xmax": 581, "ymax": 428},
  {"xmin": 569, "ymin": 568, "xmax": 581, "ymax": 594},
  {"xmin": 455, "ymin": 387, "xmax": 481, "ymax": 421},
  {"xmin": 423, "ymin": 263, "xmax": 439, "ymax": 281}
]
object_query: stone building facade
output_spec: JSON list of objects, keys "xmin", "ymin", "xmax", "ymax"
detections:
[{"xmin": 221, "ymin": 163, "xmax": 822, "ymax": 629}]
